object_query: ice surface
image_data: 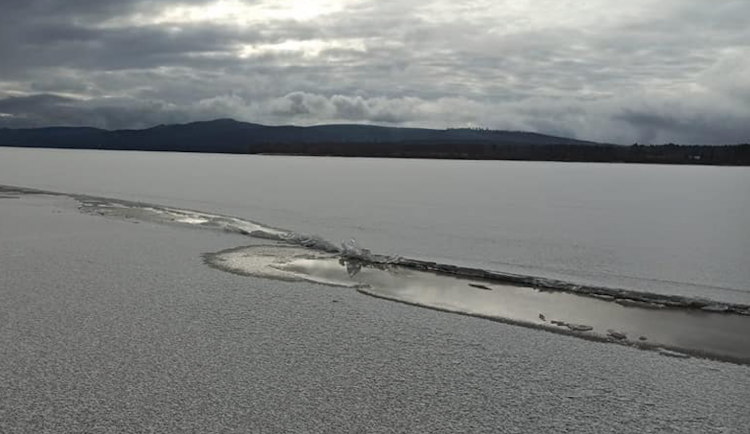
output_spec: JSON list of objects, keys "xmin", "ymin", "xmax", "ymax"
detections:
[
  {"xmin": 3, "ymin": 188, "xmax": 750, "ymax": 433},
  {"xmin": 5, "ymin": 183, "xmax": 749, "ymax": 317},
  {"xmin": 3, "ymin": 149, "xmax": 748, "ymax": 304}
]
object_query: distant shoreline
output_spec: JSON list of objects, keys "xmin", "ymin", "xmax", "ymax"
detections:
[
  {"xmin": 2, "ymin": 144, "xmax": 748, "ymax": 166},
  {"xmin": 2, "ymin": 119, "xmax": 747, "ymax": 165}
]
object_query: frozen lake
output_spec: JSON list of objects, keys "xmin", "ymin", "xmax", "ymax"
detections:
[
  {"xmin": 1, "ymin": 147, "xmax": 747, "ymax": 303},
  {"xmin": 2, "ymin": 148, "xmax": 750, "ymax": 432},
  {"xmin": 1, "ymin": 192, "xmax": 749, "ymax": 433}
]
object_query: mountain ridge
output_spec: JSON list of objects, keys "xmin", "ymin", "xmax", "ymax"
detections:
[
  {"xmin": 1, "ymin": 119, "xmax": 748, "ymax": 165},
  {"xmin": 0, "ymin": 118, "xmax": 602, "ymax": 153}
]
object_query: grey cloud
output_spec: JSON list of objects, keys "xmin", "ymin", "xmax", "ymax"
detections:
[
  {"xmin": 0, "ymin": 93, "xmax": 194, "ymax": 129},
  {"xmin": 0, "ymin": 94, "xmax": 71, "ymax": 113},
  {"xmin": 0, "ymin": 0, "xmax": 748, "ymax": 144},
  {"xmin": 1, "ymin": 0, "xmax": 214, "ymax": 21},
  {"xmin": 0, "ymin": 22, "xmax": 266, "ymax": 76}
]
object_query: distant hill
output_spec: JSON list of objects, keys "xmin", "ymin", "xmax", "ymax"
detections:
[
  {"xmin": 2, "ymin": 119, "xmax": 747, "ymax": 164},
  {"xmin": 0, "ymin": 119, "xmax": 600, "ymax": 154}
]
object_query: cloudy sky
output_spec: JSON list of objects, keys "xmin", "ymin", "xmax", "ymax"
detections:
[{"xmin": 0, "ymin": 0, "xmax": 748, "ymax": 143}]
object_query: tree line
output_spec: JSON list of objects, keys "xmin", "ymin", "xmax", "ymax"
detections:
[{"xmin": 245, "ymin": 142, "xmax": 750, "ymax": 165}]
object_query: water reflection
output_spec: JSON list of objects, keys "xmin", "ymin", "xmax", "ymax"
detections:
[{"xmin": 207, "ymin": 245, "xmax": 750, "ymax": 365}]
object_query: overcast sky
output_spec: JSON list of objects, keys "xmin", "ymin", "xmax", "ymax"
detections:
[{"xmin": 0, "ymin": 0, "xmax": 748, "ymax": 143}]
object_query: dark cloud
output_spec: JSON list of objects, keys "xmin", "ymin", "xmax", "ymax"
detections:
[
  {"xmin": 0, "ymin": 0, "xmax": 213, "ymax": 20},
  {"xmin": 0, "ymin": 93, "xmax": 196, "ymax": 129},
  {"xmin": 0, "ymin": 0, "xmax": 748, "ymax": 143}
]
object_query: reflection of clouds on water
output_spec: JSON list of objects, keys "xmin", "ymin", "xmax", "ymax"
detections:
[{"xmin": 207, "ymin": 244, "xmax": 750, "ymax": 366}]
